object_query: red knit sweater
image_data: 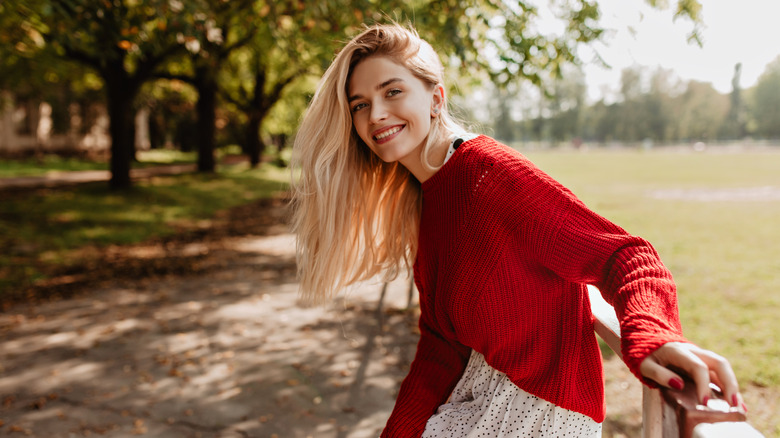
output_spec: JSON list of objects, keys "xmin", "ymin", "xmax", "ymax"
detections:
[{"xmin": 381, "ymin": 136, "xmax": 689, "ymax": 437}]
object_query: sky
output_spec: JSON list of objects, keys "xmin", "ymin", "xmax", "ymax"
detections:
[{"xmin": 576, "ymin": 0, "xmax": 780, "ymax": 103}]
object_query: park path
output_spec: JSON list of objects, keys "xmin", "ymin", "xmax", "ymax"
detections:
[
  {"xmin": 0, "ymin": 195, "xmax": 650, "ymax": 437},
  {"xmin": 0, "ymin": 164, "xmax": 197, "ymax": 190},
  {"xmin": 0, "ymin": 227, "xmax": 421, "ymax": 437}
]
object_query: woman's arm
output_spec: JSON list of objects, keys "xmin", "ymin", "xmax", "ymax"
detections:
[
  {"xmin": 506, "ymin": 153, "xmax": 743, "ymax": 409},
  {"xmin": 381, "ymin": 315, "xmax": 470, "ymax": 437}
]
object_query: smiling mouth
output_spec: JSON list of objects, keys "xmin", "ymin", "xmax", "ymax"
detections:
[{"xmin": 373, "ymin": 125, "xmax": 404, "ymax": 142}]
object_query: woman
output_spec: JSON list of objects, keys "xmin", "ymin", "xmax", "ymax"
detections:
[{"xmin": 290, "ymin": 23, "xmax": 745, "ymax": 437}]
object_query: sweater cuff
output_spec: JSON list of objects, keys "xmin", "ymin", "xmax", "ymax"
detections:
[{"xmin": 620, "ymin": 327, "xmax": 690, "ymax": 387}]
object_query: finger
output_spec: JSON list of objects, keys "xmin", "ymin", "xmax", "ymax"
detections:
[
  {"xmin": 707, "ymin": 369, "xmax": 745, "ymax": 410},
  {"xmin": 694, "ymin": 349, "xmax": 741, "ymax": 408},
  {"xmin": 639, "ymin": 355, "xmax": 686, "ymax": 391},
  {"xmin": 666, "ymin": 347, "xmax": 713, "ymax": 405},
  {"xmin": 709, "ymin": 369, "xmax": 724, "ymax": 391}
]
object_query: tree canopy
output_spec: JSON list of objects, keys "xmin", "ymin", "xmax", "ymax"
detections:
[{"xmin": 8, "ymin": 0, "xmax": 758, "ymax": 187}]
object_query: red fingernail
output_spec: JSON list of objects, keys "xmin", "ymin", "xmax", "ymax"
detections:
[
  {"xmin": 741, "ymin": 402, "xmax": 749, "ymax": 413},
  {"xmin": 702, "ymin": 396, "xmax": 710, "ymax": 406},
  {"xmin": 732, "ymin": 394, "xmax": 739, "ymax": 406},
  {"xmin": 669, "ymin": 377, "xmax": 684, "ymax": 390}
]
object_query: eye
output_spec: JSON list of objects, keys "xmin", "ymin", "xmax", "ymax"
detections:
[
  {"xmin": 387, "ymin": 88, "xmax": 402, "ymax": 97},
  {"xmin": 351, "ymin": 102, "xmax": 367, "ymax": 113}
]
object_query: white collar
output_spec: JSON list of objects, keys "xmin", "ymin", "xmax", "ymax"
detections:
[{"xmin": 443, "ymin": 133, "xmax": 479, "ymax": 165}]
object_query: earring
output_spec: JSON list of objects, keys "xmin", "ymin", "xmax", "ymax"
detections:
[{"xmin": 433, "ymin": 108, "xmax": 439, "ymax": 115}]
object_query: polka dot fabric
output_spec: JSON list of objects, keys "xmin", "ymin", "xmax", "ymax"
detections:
[{"xmin": 422, "ymin": 351, "xmax": 602, "ymax": 437}]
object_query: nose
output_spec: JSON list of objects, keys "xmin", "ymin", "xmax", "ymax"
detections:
[{"xmin": 368, "ymin": 101, "xmax": 387, "ymax": 124}]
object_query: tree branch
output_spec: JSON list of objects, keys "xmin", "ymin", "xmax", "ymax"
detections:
[
  {"xmin": 219, "ymin": 89, "xmax": 249, "ymax": 112},
  {"xmin": 267, "ymin": 67, "xmax": 309, "ymax": 104},
  {"xmin": 58, "ymin": 40, "xmax": 103, "ymax": 71},
  {"xmin": 223, "ymin": 28, "xmax": 257, "ymax": 55},
  {"xmin": 135, "ymin": 43, "xmax": 187, "ymax": 82},
  {"xmin": 154, "ymin": 72, "xmax": 196, "ymax": 86}
]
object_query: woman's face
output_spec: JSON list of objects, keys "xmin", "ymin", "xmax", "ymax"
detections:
[{"xmin": 348, "ymin": 56, "xmax": 441, "ymax": 167}]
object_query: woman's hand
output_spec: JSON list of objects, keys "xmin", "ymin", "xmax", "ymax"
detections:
[{"xmin": 640, "ymin": 342, "xmax": 747, "ymax": 411}]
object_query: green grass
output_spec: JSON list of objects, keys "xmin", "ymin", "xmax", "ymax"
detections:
[
  {"xmin": 523, "ymin": 148, "xmax": 780, "ymax": 389},
  {"xmin": 0, "ymin": 149, "xmax": 198, "ymax": 177},
  {"xmin": 0, "ymin": 163, "xmax": 290, "ymax": 296},
  {"xmin": 0, "ymin": 155, "xmax": 109, "ymax": 176}
]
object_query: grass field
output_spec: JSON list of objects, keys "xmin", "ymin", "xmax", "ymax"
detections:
[
  {"xmin": 0, "ymin": 161, "xmax": 290, "ymax": 299},
  {"xmin": 524, "ymin": 147, "xmax": 780, "ymax": 435},
  {"xmin": 0, "ymin": 149, "xmax": 198, "ymax": 177}
]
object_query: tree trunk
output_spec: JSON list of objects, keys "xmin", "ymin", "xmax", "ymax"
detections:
[
  {"xmin": 105, "ymin": 77, "xmax": 136, "ymax": 189},
  {"xmin": 195, "ymin": 72, "xmax": 217, "ymax": 172},
  {"xmin": 245, "ymin": 111, "xmax": 265, "ymax": 168}
]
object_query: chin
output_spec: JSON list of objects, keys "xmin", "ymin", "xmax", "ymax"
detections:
[
  {"xmin": 375, "ymin": 153, "xmax": 400, "ymax": 164},
  {"xmin": 366, "ymin": 145, "xmax": 400, "ymax": 163}
]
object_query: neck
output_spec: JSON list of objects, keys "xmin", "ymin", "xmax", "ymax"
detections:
[{"xmin": 401, "ymin": 132, "xmax": 451, "ymax": 183}]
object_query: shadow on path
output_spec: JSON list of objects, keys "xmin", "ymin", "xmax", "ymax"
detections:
[{"xmin": 0, "ymin": 226, "xmax": 419, "ymax": 437}]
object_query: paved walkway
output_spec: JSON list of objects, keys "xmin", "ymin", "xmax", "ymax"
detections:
[
  {"xmin": 0, "ymin": 232, "xmax": 422, "ymax": 437},
  {"xmin": 0, "ymin": 164, "xmax": 197, "ymax": 190}
]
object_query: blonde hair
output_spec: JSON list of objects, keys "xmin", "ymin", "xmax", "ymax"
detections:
[{"xmin": 290, "ymin": 24, "xmax": 465, "ymax": 303}]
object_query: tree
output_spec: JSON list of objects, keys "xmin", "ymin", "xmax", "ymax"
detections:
[
  {"xmin": 615, "ymin": 67, "xmax": 644, "ymax": 142},
  {"xmin": 219, "ymin": 0, "xmax": 610, "ymax": 166},
  {"xmin": 4, "ymin": 0, "xmax": 203, "ymax": 188},
  {"xmin": 0, "ymin": 2, "xmax": 96, "ymax": 137},
  {"xmin": 751, "ymin": 56, "xmax": 780, "ymax": 139},
  {"xmin": 547, "ymin": 67, "xmax": 587, "ymax": 144},
  {"xmin": 672, "ymin": 80, "xmax": 727, "ymax": 142},
  {"xmin": 221, "ymin": 0, "xmax": 705, "ymax": 163},
  {"xmin": 155, "ymin": 0, "xmax": 256, "ymax": 172},
  {"xmin": 641, "ymin": 68, "xmax": 677, "ymax": 143},
  {"xmin": 219, "ymin": 4, "xmax": 313, "ymax": 167},
  {"xmin": 3, "ymin": 0, "xmax": 705, "ymax": 175},
  {"xmin": 721, "ymin": 63, "xmax": 747, "ymax": 140}
]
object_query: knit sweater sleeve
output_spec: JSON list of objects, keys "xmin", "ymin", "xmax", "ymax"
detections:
[
  {"xmin": 503, "ymin": 154, "xmax": 689, "ymax": 385},
  {"xmin": 381, "ymin": 309, "xmax": 470, "ymax": 437}
]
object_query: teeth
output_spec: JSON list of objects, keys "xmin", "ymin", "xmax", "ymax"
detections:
[{"xmin": 375, "ymin": 126, "xmax": 401, "ymax": 140}]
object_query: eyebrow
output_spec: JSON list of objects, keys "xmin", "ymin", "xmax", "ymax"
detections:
[{"xmin": 348, "ymin": 78, "xmax": 404, "ymax": 102}]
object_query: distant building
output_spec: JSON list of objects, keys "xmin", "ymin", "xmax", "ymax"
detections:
[{"xmin": 0, "ymin": 91, "xmax": 151, "ymax": 157}]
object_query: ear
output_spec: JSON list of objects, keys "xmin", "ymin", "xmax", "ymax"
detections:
[{"xmin": 430, "ymin": 84, "xmax": 445, "ymax": 118}]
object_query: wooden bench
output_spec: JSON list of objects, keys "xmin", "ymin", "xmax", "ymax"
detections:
[{"xmin": 588, "ymin": 285, "xmax": 765, "ymax": 438}]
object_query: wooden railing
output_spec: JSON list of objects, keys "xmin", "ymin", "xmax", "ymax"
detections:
[{"xmin": 588, "ymin": 286, "xmax": 765, "ymax": 438}]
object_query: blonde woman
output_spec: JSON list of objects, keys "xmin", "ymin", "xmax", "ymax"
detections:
[{"xmin": 290, "ymin": 24, "xmax": 745, "ymax": 437}]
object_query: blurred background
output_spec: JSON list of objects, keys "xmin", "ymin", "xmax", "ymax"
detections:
[{"xmin": 0, "ymin": 0, "xmax": 778, "ymax": 437}]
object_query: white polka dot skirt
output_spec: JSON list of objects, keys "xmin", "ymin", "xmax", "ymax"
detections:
[{"xmin": 422, "ymin": 350, "xmax": 602, "ymax": 437}]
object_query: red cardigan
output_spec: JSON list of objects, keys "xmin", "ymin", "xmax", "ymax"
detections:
[{"xmin": 381, "ymin": 136, "xmax": 688, "ymax": 437}]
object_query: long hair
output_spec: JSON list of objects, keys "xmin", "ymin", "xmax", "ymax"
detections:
[{"xmin": 291, "ymin": 24, "xmax": 465, "ymax": 303}]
